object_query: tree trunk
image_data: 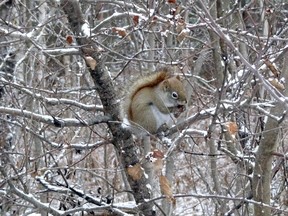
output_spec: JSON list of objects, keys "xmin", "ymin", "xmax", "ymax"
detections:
[
  {"xmin": 60, "ymin": 1, "xmax": 155, "ymax": 215},
  {"xmin": 252, "ymin": 104, "xmax": 281, "ymax": 215}
]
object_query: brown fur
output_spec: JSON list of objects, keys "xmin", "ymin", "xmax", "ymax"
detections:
[
  {"xmin": 126, "ymin": 71, "xmax": 172, "ymax": 120},
  {"xmin": 123, "ymin": 70, "xmax": 186, "ymax": 133}
]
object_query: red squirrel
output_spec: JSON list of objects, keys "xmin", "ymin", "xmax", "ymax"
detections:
[{"xmin": 123, "ymin": 70, "xmax": 187, "ymax": 134}]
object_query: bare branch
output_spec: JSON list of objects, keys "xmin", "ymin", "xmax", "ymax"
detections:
[{"xmin": 0, "ymin": 106, "xmax": 110, "ymax": 127}]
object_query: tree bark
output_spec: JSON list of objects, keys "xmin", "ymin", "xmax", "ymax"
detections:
[
  {"xmin": 60, "ymin": 0, "xmax": 154, "ymax": 215},
  {"xmin": 251, "ymin": 0, "xmax": 285, "ymax": 215},
  {"xmin": 252, "ymin": 104, "xmax": 282, "ymax": 216}
]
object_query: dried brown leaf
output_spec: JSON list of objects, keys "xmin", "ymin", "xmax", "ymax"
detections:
[
  {"xmin": 167, "ymin": 0, "xmax": 176, "ymax": 3},
  {"xmin": 112, "ymin": 27, "xmax": 128, "ymax": 38},
  {"xmin": 152, "ymin": 149, "xmax": 164, "ymax": 159},
  {"xmin": 127, "ymin": 163, "xmax": 143, "ymax": 181},
  {"xmin": 146, "ymin": 149, "xmax": 164, "ymax": 175},
  {"xmin": 160, "ymin": 175, "xmax": 172, "ymax": 197},
  {"xmin": 66, "ymin": 35, "xmax": 73, "ymax": 45},
  {"xmin": 133, "ymin": 16, "xmax": 139, "ymax": 26},
  {"xmin": 264, "ymin": 58, "xmax": 280, "ymax": 78},
  {"xmin": 177, "ymin": 29, "xmax": 189, "ymax": 42},
  {"xmin": 84, "ymin": 56, "xmax": 97, "ymax": 70},
  {"xmin": 269, "ymin": 78, "xmax": 285, "ymax": 91},
  {"xmin": 226, "ymin": 122, "xmax": 238, "ymax": 136},
  {"xmin": 159, "ymin": 175, "xmax": 176, "ymax": 206}
]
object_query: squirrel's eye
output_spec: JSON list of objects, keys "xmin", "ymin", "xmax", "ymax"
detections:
[{"xmin": 172, "ymin": 92, "xmax": 178, "ymax": 99}]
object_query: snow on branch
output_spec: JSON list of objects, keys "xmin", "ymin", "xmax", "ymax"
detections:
[
  {"xmin": 0, "ymin": 106, "xmax": 110, "ymax": 127},
  {"xmin": 3, "ymin": 115, "xmax": 111, "ymax": 150},
  {"xmin": 147, "ymin": 193, "xmax": 288, "ymax": 215},
  {"xmin": 0, "ymin": 26, "xmax": 27, "ymax": 40},
  {"xmin": 0, "ymin": 166, "xmax": 134, "ymax": 216},
  {"xmin": 197, "ymin": 1, "xmax": 287, "ymax": 107},
  {"xmin": 36, "ymin": 176, "xmax": 135, "ymax": 215},
  {"xmin": 0, "ymin": 166, "xmax": 63, "ymax": 216},
  {"xmin": 42, "ymin": 47, "xmax": 80, "ymax": 56},
  {"xmin": 0, "ymin": 26, "xmax": 80, "ymax": 56},
  {"xmin": 1, "ymin": 77, "xmax": 102, "ymax": 111},
  {"xmin": 93, "ymin": 12, "xmax": 147, "ymax": 32}
]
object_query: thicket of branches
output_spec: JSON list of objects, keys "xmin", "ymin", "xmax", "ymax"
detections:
[{"xmin": 0, "ymin": 0, "xmax": 288, "ymax": 215}]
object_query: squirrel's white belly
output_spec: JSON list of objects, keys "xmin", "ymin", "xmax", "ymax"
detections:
[{"xmin": 150, "ymin": 105, "xmax": 174, "ymax": 129}]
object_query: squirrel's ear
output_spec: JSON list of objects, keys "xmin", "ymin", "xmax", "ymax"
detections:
[
  {"xmin": 175, "ymin": 75, "xmax": 181, "ymax": 80},
  {"xmin": 162, "ymin": 80, "xmax": 170, "ymax": 90}
]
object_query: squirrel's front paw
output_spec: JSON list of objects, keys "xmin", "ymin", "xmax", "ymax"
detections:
[{"xmin": 156, "ymin": 123, "xmax": 169, "ymax": 136}]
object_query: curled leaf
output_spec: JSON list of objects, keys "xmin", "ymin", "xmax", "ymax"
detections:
[
  {"xmin": 127, "ymin": 163, "xmax": 143, "ymax": 181},
  {"xmin": 146, "ymin": 149, "xmax": 164, "ymax": 175},
  {"xmin": 152, "ymin": 149, "xmax": 164, "ymax": 159},
  {"xmin": 66, "ymin": 35, "xmax": 73, "ymax": 45},
  {"xmin": 159, "ymin": 175, "xmax": 176, "ymax": 206},
  {"xmin": 112, "ymin": 27, "xmax": 128, "ymax": 38},
  {"xmin": 269, "ymin": 78, "xmax": 285, "ymax": 91},
  {"xmin": 264, "ymin": 58, "xmax": 280, "ymax": 78},
  {"xmin": 167, "ymin": 0, "xmax": 176, "ymax": 3},
  {"xmin": 84, "ymin": 56, "xmax": 97, "ymax": 70},
  {"xmin": 133, "ymin": 16, "xmax": 139, "ymax": 26},
  {"xmin": 225, "ymin": 122, "xmax": 238, "ymax": 136},
  {"xmin": 177, "ymin": 29, "xmax": 190, "ymax": 42}
]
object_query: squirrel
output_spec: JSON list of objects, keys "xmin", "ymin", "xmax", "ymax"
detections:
[{"xmin": 123, "ymin": 70, "xmax": 187, "ymax": 134}]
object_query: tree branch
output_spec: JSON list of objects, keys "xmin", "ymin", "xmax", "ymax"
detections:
[
  {"xmin": 60, "ymin": 0, "xmax": 155, "ymax": 215},
  {"xmin": 0, "ymin": 166, "xmax": 63, "ymax": 216},
  {"xmin": 0, "ymin": 106, "xmax": 110, "ymax": 127}
]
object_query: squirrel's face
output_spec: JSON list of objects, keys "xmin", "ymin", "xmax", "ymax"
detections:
[{"xmin": 160, "ymin": 76, "xmax": 187, "ymax": 116}]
